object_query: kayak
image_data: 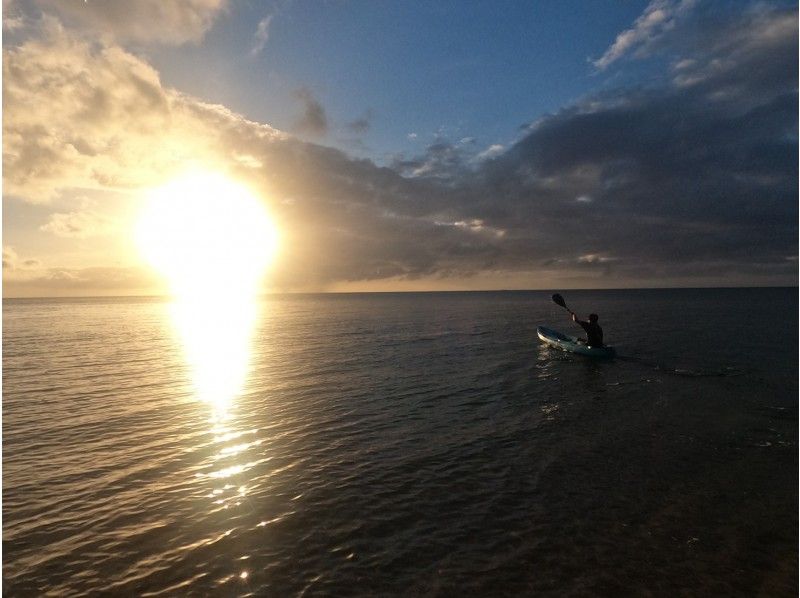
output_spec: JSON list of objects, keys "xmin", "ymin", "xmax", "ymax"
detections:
[{"xmin": 537, "ymin": 326, "xmax": 616, "ymax": 359}]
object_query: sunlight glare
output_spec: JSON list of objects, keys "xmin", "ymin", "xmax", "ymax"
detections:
[
  {"xmin": 136, "ymin": 172, "xmax": 278, "ymax": 299},
  {"xmin": 135, "ymin": 172, "xmax": 278, "ymax": 414}
]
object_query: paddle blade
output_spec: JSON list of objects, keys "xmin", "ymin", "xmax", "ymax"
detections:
[{"xmin": 551, "ymin": 293, "xmax": 567, "ymax": 309}]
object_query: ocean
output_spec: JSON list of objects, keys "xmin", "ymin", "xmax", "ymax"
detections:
[{"xmin": 2, "ymin": 288, "xmax": 797, "ymax": 596}]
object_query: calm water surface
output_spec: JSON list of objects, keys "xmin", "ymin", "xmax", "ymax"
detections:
[{"xmin": 3, "ymin": 289, "xmax": 797, "ymax": 596}]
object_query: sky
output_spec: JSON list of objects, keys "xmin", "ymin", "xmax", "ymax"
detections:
[{"xmin": 2, "ymin": 0, "xmax": 798, "ymax": 297}]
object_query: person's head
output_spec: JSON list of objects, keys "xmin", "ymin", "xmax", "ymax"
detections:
[{"xmin": 589, "ymin": 313, "xmax": 599, "ymax": 323}]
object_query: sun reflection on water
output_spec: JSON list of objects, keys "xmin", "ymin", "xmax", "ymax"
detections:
[
  {"xmin": 134, "ymin": 173, "xmax": 280, "ymax": 587},
  {"xmin": 136, "ymin": 171, "xmax": 278, "ymax": 417},
  {"xmin": 169, "ymin": 294, "xmax": 259, "ymax": 418}
]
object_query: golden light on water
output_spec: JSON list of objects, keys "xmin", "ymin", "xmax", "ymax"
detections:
[
  {"xmin": 166, "ymin": 297, "xmax": 256, "ymax": 414},
  {"xmin": 136, "ymin": 172, "xmax": 278, "ymax": 415}
]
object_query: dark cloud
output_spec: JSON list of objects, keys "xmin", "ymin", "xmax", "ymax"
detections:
[
  {"xmin": 272, "ymin": 3, "xmax": 796, "ymax": 287},
  {"xmin": 292, "ymin": 87, "xmax": 328, "ymax": 136},
  {"xmin": 390, "ymin": 139, "xmax": 471, "ymax": 181},
  {"xmin": 410, "ymin": 3, "xmax": 797, "ymax": 285},
  {"xmin": 346, "ymin": 109, "xmax": 373, "ymax": 135}
]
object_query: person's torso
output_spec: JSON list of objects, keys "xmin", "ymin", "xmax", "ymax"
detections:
[{"xmin": 582, "ymin": 322, "xmax": 603, "ymax": 346}]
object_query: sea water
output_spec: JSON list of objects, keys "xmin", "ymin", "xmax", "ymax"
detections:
[{"xmin": 3, "ymin": 289, "xmax": 797, "ymax": 595}]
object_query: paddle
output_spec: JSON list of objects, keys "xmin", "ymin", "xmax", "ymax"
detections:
[{"xmin": 551, "ymin": 293, "xmax": 575, "ymax": 316}]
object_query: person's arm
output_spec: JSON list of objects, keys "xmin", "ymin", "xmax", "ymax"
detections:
[{"xmin": 572, "ymin": 315, "xmax": 590, "ymax": 333}]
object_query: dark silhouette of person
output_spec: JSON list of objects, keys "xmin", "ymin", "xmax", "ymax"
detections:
[{"xmin": 572, "ymin": 313, "xmax": 604, "ymax": 347}]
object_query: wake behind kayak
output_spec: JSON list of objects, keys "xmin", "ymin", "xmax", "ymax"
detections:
[{"xmin": 537, "ymin": 325, "xmax": 616, "ymax": 359}]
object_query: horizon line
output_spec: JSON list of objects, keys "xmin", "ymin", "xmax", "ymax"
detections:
[{"xmin": 3, "ymin": 284, "xmax": 797, "ymax": 301}]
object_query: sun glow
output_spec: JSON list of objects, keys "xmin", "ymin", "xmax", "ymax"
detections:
[
  {"xmin": 135, "ymin": 172, "xmax": 278, "ymax": 414},
  {"xmin": 136, "ymin": 172, "xmax": 278, "ymax": 299}
]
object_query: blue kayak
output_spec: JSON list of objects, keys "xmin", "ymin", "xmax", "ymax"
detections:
[{"xmin": 537, "ymin": 326, "xmax": 616, "ymax": 359}]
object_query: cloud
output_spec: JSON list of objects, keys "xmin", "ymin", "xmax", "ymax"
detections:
[
  {"xmin": 2, "ymin": 22, "xmax": 485, "ymax": 289},
  {"xmin": 2, "ymin": 18, "xmax": 284, "ymax": 201},
  {"xmin": 3, "ymin": 4, "xmax": 796, "ymax": 293},
  {"xmin": 3, "ymin": 0, "xmax": 28, "ymax": 31},
  {"xmin": 3, "ymin": 246, "xmax": 21, "ymax": 270},
  {"xmin": 250, "ymin": 14, "xmax": 272, "ymax": 56},
  {"xmin": 4, "ymin": 264, "xmax": 161, "ymax": 296},
  {"xmin": 475, "ymin": 144, "xmax": 504, "ymax": 161},
  {"xmin": 577, "ymin": 254, "xmax": 616, "ymax": 264},
  {"xmin": 391, "ymin": 139, "xmax": 471, "ymax": 180},
  {"xmin": 464, "ymin": 3, "xmax": 796, "ymax": 282},
  {"xmin": 40, "ymin": 208, "xmax": 118, "ymax": 238},
  {"xmin": 291, "ymin": 87, "xmax": 328, "ymax": 136},
  {"xmin": 346, "ymin": 109, "xmax": 373, "ymax": 135},
  {"xmin": 436, "ymin": 218, "xmax": 506, "ymax": 239},
  {"xmin": 593, "ymin": 0, "xmax": 696, "ymax": 70},
  {"xmin": 38, "ymin": 0, "xmax": 228, "ymax": 45},
  {"xmin": 4, "ymin": 245, "xmax": 159, "ymax": 297},
  {"xmin": 668, "ymin": 5, "xmax": 797, "ymax": 101},
  {"xmin": 3, "ymin": 246, "xmax": 42, "ymax": 274}
]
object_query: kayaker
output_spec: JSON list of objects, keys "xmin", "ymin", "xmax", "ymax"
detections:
[{"xmin": 571, "ymin": 313, "xmax": 604, "ymax": 347}]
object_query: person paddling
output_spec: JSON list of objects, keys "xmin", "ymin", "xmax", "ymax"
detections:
[
  {"xmin": 571, "ymin": 313, "xmax": 604, "ymax": 347},
  {"xmin": 551, "ymin": 294, "xmax": 605, "ymax": 347}
]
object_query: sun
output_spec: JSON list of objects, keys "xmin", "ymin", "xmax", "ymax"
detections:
[{"xmin": 135, "ymin": 171, "xmax": 279, "ymax": 298}]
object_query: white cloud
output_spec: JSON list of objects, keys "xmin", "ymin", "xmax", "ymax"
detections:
[
  {"xmin": 3, "ymin": 246, "xmax": 43, "ymax": 273},
  {"xmin": 475, "ymin": 144, "xmax": 504, "ymax": 161},
  {"xmin": 436, "ymin": 219, "xmax": 506, "ymax": 238},
  {"xmin": 250, "ymin": 14, "xmax": 273, "ymax": 56},
  {"xmin": 40, "ymin": 209, "xmax": 118, "ymax": 238},
  {"xmin": 38, "ymin": 0, "xmax": 228, "ymax": 45},
  {"xmin": 577, "ymin": 254, "xmax": 616, "ymax": 264},
  {"xmin": 2, "ymin": 20, "xmax": 284, "ymax": 201},
  {"xmin": 593, "ymin": 0, "xmax": 696, "ymax": 70},
  {"xmin": 2, "ymin": 246, "xmax": 20, "ymax": 270}
]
